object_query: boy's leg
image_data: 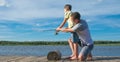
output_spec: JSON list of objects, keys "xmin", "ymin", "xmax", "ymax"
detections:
[
  {"xmin": 68, "ymin": 38, "xmax": 74, "ymax": 57},
  {"xmin": 70, "ymin": 32, "xmax": 80, "ymax": 59},
  {"xmin": 70, "ymin": 43, "xmax": 78, "ymax": 59}
]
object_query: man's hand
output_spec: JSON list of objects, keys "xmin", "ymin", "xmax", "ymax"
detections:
[{"xmin": 61, "ymin": 28, "xmax": 67, "ymax": 32}]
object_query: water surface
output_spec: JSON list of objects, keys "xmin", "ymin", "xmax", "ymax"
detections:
[{"xmin": 0, "ymin": 45, "xmax": 120, "ymax": 56}]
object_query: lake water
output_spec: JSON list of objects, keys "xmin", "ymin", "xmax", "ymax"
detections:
[{"xmin": 0, "ymin": 45, "xmax": 120, "ymax": 56}]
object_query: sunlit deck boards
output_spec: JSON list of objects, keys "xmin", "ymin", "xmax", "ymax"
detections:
[{"xmin": 0, "ymin": 56, "xmax": 119, "ymax": 62}]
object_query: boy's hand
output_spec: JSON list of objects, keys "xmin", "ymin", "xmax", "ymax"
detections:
[
  {"xmin": 56, "ymin": 27, "xmax": 61, "ymax": 31},
  {"xmin": 55, "ymin": 27, "xmax": 61, "ymax": 35}
]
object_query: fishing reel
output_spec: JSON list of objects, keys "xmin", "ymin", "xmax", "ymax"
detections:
[{"xmin": 55, "ymin": 31, "xmax": 59, "ymax": 35}]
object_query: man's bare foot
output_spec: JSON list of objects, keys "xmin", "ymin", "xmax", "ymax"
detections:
[
  {"xmin": 87, "ymin": 53, "xmax": 93, "ymax": 61},
  {"xmin": 86, "ymin": 57, "xmax": 93, "ymax": 61}
]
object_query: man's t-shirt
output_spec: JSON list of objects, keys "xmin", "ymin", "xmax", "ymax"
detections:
[
  {"xmin": 72, "ymin": 20, "xmax": 93, "ymax": 45},
  {"xmin": 64, "ymin": 11, "xmax": 74, "ymax": 28}
]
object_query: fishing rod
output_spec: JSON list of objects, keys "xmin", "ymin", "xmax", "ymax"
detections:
[{"xmin": 34, "ymin": 29, "xmax": 59, "ymax": 35}]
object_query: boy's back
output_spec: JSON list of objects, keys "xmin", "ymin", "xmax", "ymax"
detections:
[{"xmin": 64, "ymin": 11, "xmax": 73, "ymax": 28}]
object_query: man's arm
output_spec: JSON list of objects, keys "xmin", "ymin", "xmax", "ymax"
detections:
[
  {"xmin": 58, "ymin": 23, "xmax": 80, "ymax": 33},
  {"xmin": 57, "ymin": 28, "xmax": 74, "ymax": 32},
  {"xmin": 62, "ymin": 28, "xmax": 74, "ymax": 32}
]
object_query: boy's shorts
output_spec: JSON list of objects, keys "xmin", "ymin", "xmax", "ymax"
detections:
[
  {"xmin": 70, "ymin": 32, "xmax": 81, "ymax": 46},
  {"xmin": 71, "ymin": 32, "xmax": 79, "ymax": 43},
  {"xmin": 80, "ymin": 44, "xmax": 94, "ymax": 60}
]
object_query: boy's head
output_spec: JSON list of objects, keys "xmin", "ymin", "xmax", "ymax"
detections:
[
  {"xmin": 71, "ymin": 12, "xmax": 81, "ymax": 23},
  {"xmin": 64, "ymin": 4, "xmax": 72, "ymax": 12}
]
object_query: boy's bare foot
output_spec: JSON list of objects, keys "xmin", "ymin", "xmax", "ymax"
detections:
[
  {"xmin": 70, "ymin": 54, "xmax": 74, "ymax": 57},
  {"xmin": 70, "ymin": 56, "xmax": 78, "ymax": 60},
  {"xmin": 65, "ymin": 54, "xmax": 75, "ymax": 59}
]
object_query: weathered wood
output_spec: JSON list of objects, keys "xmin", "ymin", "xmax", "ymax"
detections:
[
  {"xmin": 0, "ymin": 56, "xmax": 119, "ymax": 62},
  {"xmin": 47, "ymin": 50, "xmax": 61, "ymax": 61}
]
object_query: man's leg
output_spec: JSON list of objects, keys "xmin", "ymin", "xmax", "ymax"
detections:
[
  {"xmin": 87, "ymin": 45, "xmax": 94, "ymax": 61},
  {"xmin": 87, "ymin": 52, "xmax": 93, "ymax": 61},
  {"xmin": 78, "ymin": 46, "xmax": 87, "ymax": 61},
  {"xmin": 78, "ymin": 45, "xmax": 93, "ymax": 61},
  {"xmin": 68, "ymin": 38, "xmax": 74, "ymax": 57},
  {"xmin": 79, "ymin": 53, "xmax": 93, "ymax": 61},
  {"xmin": 78, "ymin": 53, "xmax": 85, "ymax": 61}
]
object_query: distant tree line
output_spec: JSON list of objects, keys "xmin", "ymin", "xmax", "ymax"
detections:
[{"xmin": 0, "ymin": 40, "xmax": 120, "ymax": 46}]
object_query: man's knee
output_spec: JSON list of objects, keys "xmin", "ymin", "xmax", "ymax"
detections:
[{"xmin": 79, "ymin": 54, "xmax": 86, "ymax": 61}]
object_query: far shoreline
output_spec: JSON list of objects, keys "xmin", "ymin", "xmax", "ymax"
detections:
[{"xmin": 0, "ymin": 40, "xmax": 120, "ymax": 46}]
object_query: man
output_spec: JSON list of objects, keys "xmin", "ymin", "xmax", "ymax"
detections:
[{"xmin": 57, "ymin": 12, "xmax": 94, "ymax": 61}]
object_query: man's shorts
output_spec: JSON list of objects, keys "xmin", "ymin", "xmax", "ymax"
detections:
[
  {"xmin": 70, "ymin": 32, "xmax": 81, "ymax": 46},
  {"xmin": 80, "ymin": 44, "xmax": 94, "ymax": 60}
]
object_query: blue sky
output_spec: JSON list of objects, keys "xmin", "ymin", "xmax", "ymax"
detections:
[{"xmin": 0, "ymin": 0, "xmax": 120, "ymax": 41}]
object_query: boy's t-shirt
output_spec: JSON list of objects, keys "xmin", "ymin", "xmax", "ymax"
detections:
[
  {"xmin": 64, "ymin": 11, "xmax": 74, "ymax": 28},
  {"xmin": 72, "ymin": 19, "xmax": 93, "ymax": 45}
]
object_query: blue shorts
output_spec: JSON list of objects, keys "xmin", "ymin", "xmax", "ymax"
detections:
[
  {"xmin": 71, "ymin": 32, "xmax": 79, "ymax": 43},
  {"xmin": 80, "ymin": 44, "xmax": 94, "ymax": 60},
  {"xmin": 70, "ymin": 32, "xmax": 81, "ymax": 46}
]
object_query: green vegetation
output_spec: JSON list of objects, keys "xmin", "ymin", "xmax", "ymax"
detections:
[{"xmin": 0, "ymin": 41, "xmax": 120, "ymax": 46}]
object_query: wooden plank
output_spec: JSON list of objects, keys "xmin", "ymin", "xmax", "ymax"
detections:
[{"xmin": 0, "ymin": 56, "xmax": 119, "ymax": 62}]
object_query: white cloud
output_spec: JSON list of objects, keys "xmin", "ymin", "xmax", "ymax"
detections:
[
  {"xmin": 0, "ymin": 0, "xmax": 6, "ymax": 6},
  {"xmin": 0, "ymin": 0, "xmax": 120, "ymax": 20},
  {"xmin": 0, "ymin": 0, "xmax": 64, "ymax": 20},
  {"xmin": 97, "ymin": 0, "xmax": 103, "ymax": 2},
  {"xmin": 0, "ymin": 0, "xmax": 9, "ymax": 7}
]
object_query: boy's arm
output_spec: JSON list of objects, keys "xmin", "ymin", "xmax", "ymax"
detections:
[
  {"xmin": 58, "ymin": 18, "xmax": 68, "ymax": 28},
  {"xmin": 56, "ymin": 18, "xmax": 68, "ymax": 31}
]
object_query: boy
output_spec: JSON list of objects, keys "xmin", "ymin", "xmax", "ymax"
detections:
[
  {"xmin": 57, "ymin": 12, "xmax": 94, "ymax": 61},
  {"xmin": 56, "ymin": 4, "xmax": 80, "ymax": 59}
]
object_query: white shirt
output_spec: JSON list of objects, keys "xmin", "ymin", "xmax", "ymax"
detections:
[{"xmin": 72, "ymin": 20, "xmax": 93, "ymax": 45}]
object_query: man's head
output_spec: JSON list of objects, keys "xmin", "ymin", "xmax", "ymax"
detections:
[
  {"xmin": 71, "ymin": 12, "xmax": 81, "ymax": 24},
  {"xmin": 64, "ymin": 4, "xmax": 72, "ymax": 12}
]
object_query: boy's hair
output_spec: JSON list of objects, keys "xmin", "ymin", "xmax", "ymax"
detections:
[
  {"xmin": 71, "ymin": 12, "xmax": 81, "ymax": 20},
  {"xmin": 64, "ymin": 4, "xmax": 72, "ymax": 10}
]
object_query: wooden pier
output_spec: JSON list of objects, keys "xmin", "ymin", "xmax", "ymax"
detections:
[{"xmin": 0, "ymin": 56, "xmax": 119, "ymax": 62}]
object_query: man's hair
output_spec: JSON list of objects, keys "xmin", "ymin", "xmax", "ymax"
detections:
[
  {"xmin": 71, "ymin": 12, "xmax": 81, "ymax": 20},
  {"xmin": 64, "ymin": 4, "xmax": 72, "ymax": 10}
]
